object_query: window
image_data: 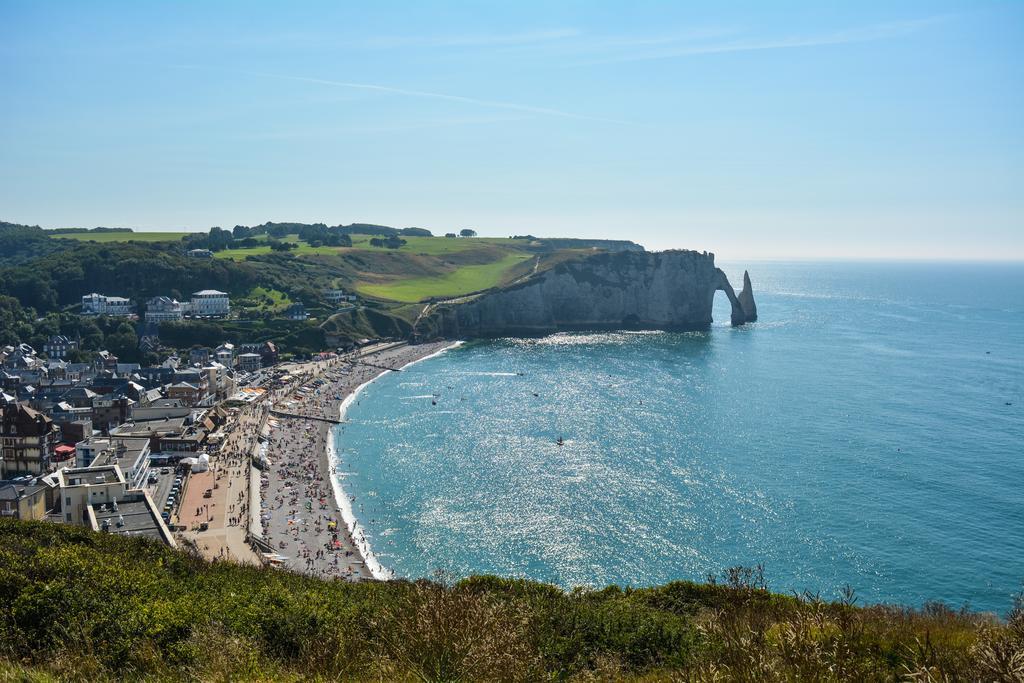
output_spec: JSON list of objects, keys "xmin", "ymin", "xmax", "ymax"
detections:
[
  {"xmin": 65, "ymin": 513, "xmax": 71, "ymax": 521},
  {"xmin": 65, "ymin": 497, "xmax": 71, "ymax": 505}
]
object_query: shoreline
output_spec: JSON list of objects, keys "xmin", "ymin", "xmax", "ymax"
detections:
[
  {"xmin": 327, "ymin": 340, "xmax": 463, "ymax": 580},
  {"xmin": 258, "ymin": 341, "xmax": 457, "ymax": 581}
]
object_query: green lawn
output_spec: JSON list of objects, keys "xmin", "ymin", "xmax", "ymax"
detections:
[
  {"xmin": 53, "ymin": 231, "xmax": 191, "ymax": 242},
  {"xmin": 347, "ymin": 234, "xmax": 522, "ymax": 255},
  {"xmin": 237, "ymin": 286, "xmax": 293, "ymax": 312},
  {"xmin": 356, "ymin": 253, "xmax": 532, "ymax": 302},
  {"xmin": 214, "ymin": 243, "xmax": 344, "ymax": 259}
]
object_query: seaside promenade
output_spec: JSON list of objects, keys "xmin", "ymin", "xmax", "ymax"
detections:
[{"xmin": 178, "ymin": 400, "xmax": 265, "ymax": 565}]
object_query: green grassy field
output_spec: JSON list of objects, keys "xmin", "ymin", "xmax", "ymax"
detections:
[
  {"xmin": 214, "ymin": 234, "xmax": 524, "ymax": 260},
  {"xmin": 213, "ymin": 243, "xmax": 343, "ymax": 259},
  {"xmin": 53, "ymin": 231, "xmax": 190, "ymax": 242},
  {"xmin": 357, "ymin": 252, "xmax": 532, "ymax": 302}
]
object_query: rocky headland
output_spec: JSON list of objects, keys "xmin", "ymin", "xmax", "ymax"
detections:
[{"xmin": 424, "ymin": 249, "xmax": 757, "ymax": 338}]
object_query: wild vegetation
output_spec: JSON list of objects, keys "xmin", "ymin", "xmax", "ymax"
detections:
[{"xmin": 0, "ymin": 520, "xmax": 1019, "ymax": 682}]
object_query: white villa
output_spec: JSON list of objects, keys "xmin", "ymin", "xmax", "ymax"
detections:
[{"xmin": 81, "ymin": 293, "xmax": 133, "ymax": 316}]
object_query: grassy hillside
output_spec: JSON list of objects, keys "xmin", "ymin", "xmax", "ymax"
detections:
[
  {"xmin": 0, "ymin": 520, "xmax": 1019, "ymax": 682},
  {"xmin": 357, "ymin": 252, "xmax": 533, "ymax": 302},
  {"xmin": 214, "ymin": 233, "xmax": 539, "ymax": 303},
  {"xmin": 55, "ymin": 230, "xmax": 191, "ymax": 242}
]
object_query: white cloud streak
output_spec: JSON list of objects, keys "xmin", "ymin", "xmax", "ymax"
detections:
[{"xmin": 172, "ymin": 65, "xmax": 625, "ymax": 123}]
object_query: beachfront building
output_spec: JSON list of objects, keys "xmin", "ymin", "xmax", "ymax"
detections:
[
  {"xmin": 214, "ymin": 343, "xmax": 235, "ymax": 367},
  {"xmin": 145, "ymin": 296, "xmax": 185, "ymax": 323},
  {"xmin": 56, "ymin": 464, "xmax": 174, "ymax": 546},
  {"xmin": 237, "ymin": 353, "xmax": 262, "ymax": 373},
  {"xmin": 81, "ymin": 293, "xmax": 133, "ymax": 316},
  {"xmin": 190, "ymin": 290, "xmax": 230, "ymax": 317},
  {"xmin": 82, "ymin": 436, "xmax": 152, "ymax": 489}
]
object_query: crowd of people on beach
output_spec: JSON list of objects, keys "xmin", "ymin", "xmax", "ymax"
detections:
[{"xmin": 255, "ymin": 344, "xmax": 448, "ymax": 581}]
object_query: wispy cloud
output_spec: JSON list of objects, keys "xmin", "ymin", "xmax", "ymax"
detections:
[
  {"xmin": 357, "ymin": 28, "xmax": 582, "ymax": 49},
  {"xmin": 172, "ymin": 65, "xmax": 625, "ymax": 123},
  {"xmin": 570, "ymin": 16, "xmax": 948, "ymax": 66}
]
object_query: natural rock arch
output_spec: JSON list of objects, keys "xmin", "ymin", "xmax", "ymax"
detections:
[{"xmin": 713, "ymin": 269, "xmax": 757, "ymax": 326}]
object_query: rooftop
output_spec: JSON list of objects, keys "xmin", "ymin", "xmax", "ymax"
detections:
[
  {"xmin": 60, "ymin": 465, "xmax": 124, "ymax": 487},
  {"xmin": 91, "ymin": 497, "xmax": 171, "ymax": 545}
]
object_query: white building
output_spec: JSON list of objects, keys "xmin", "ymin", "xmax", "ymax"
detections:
[
  {"xmin": 81, "ymin": 293, "xmax": 133, "ymax": 316},
  {"xmin": 324, "ymin": 289, "xmax": 356, "ymax": 304},
  {"xmin": 191, "ymin": 290, "xmax": 230, "ymax": 317},
  {"xmin": 145, "ymin": 296, "xmax": 184, "ymax": 323},
  {"xmin": 75, "ymin": 436, "xmax": 152, "ymax": 489},
  {"xmin": 214, "ymin": 343, "xmax": 234, "ymax": 366},
  {"xmin": 57, "ymin": 464, "xmax": 175, "ymax": 546}
]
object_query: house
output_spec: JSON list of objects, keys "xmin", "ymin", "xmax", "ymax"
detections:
[
  {"xmin": 81, "ymin": 293, "xmax": 105, "ymax": 314},
  {"xmin": 43, "ymin": 335, "xmax": 79, "ymax": 359},
  {"xmin": 189, "ymin": 347, "xmax": 211, "ymax": 365},
  {"xmin": 190, "ymin": 290, "xmax": 230, "ymax": 317},
  {"xmin": 80, "ymin": 293, "xmax": 132, "ymax": 316},
  {"xmin": 138, "ymin": 335, "xmax": 161, "ymax": 354},
  {"xmin": 324, "ymin": 289, "xmax": 356, "ymax": 304},
  {"xmin": 96, "ymin": 350, "xmax": 119, "ymax": 370},
  {"xmin": 166, "ymin": 382, "xmax": 202, "ymax": 406},
  {"xmin": 0, "ymin": 403, "xmax": 59, "ymax": 478},
  {"xmin": 214, "ymin": 343, "xmax": 235, "ymax": 367},
  {"xmin": 237, "ymin": 353, "xmax": 262, "ymax": 373},
  {"xmin": 61, "ymin": 386, "xmax": 98, "ymax": 409},
  {"xmin": 145, "ymin": 296, "xmax": 184, "ymax": 323},
  {"xmin": 285, "ymin": 302, "xmax": 308, "ymax": 320},
  {"xmin": 0, "ymin": 483, "xmax": 48, "ymax": 521},
  {"xmin": 91, "ymin": 396, "xmax": 134, "ymax": 432},
  {"xmin": 239, "ymin": 341, "xmax": 278, "ymax": 367},
  {"xmin": 187, "ymin": 248, "xmax": 213, "ymax": 258},
  {"xmin": 103, "ymin": 296, "xmax": 133, "ymax": 317}
]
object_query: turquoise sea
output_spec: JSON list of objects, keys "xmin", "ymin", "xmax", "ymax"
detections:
[{"xmin": 333, "ymin": 261, "xmax": 1024, "ymax": 613}]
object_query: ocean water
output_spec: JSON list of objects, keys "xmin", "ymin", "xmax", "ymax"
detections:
[{"xmin": 333, "ymin": 261, "xmax": 1024, "ymax": 613}]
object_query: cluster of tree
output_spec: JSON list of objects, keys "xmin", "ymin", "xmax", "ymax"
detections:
[
  {"xmin": 182, "ymin": 224, "xmax": 356, "ymax": 251},
  {"xmin": 0, "ymin": 222, "xmax": 66, "ymax": 266},
  {"xmin": 369, "ymin": 236, "xmax": 407, "ymax": 249},
  {"xmin": 0, "ymin": 240, "xmax": 260, "ymax": 314},
  {"xmin": 460, "ymin": 228, "xmax": 477, "ymax": 237}
]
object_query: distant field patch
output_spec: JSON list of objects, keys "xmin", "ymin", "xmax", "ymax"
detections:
[
  {"xmin": 357, "ymin": 253, "xmax": 532, "ymax": 302},
  {"xmin": 215, "ymin": 234, "xmax": 531, "ymax": 261},
  {"xmin": 54, "ymin": 231, "xmax": 190, "ymax": 243},
  {"xmin": 347, "ymin": 235, "xmax": 521, "ymax": 256}
]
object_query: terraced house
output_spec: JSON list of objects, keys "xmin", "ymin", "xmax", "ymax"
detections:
[{"xmin": 0, "ymin": 403, "xmax": 59, "ymax": 478}]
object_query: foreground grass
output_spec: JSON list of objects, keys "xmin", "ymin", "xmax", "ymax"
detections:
[
  {"xmin": 357, "ymin": 252, "xmax": 533, "ymax": 302},
  {"xmin": 0, "ymin": 520, "xmax": 1019, "ymax": 682}
]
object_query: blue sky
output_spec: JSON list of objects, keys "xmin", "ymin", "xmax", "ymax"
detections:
[{"xmin": 1, "ymin": 1, "xmax": 1021, "ymax": 259}]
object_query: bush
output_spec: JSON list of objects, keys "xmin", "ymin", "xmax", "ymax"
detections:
[{"xmin": 0, "ymin": 520, "xmax": 1015, "ymax": 682}]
